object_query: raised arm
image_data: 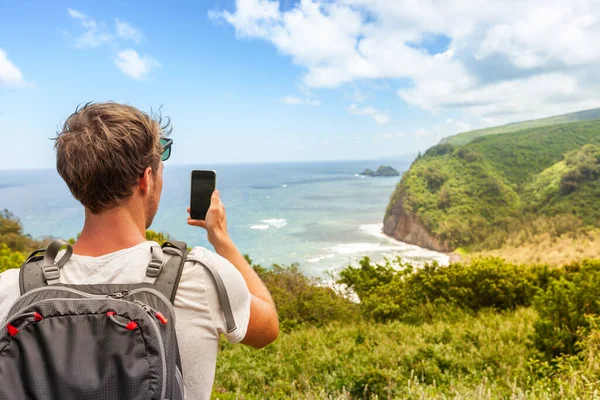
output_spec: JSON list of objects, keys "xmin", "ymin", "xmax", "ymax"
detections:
[{"xmin": 188, "ymin": 190, "xmax": 279, "ymax": 348}]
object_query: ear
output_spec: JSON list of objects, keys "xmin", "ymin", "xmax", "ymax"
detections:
[{"xmin": 138, "ymin": 166, "xmax": 154, "ymax": 195}]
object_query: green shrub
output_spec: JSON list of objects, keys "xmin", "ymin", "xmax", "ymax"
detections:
[
  {"xmin": 0, "ymin": 209, "xmax": 42, "ymax": 253},
  {"xmin": 145, "ymin": 230, "xmax": 171, "ymax": 245},
  {"xmin": 252, "ymin": 259, "xmax": 358, "ymax": 331},
  {"xmin": 533, "ymin": 259, "xmax": 600, "ymax": 359},
  {"xmin": 340, "ymin": 257, "xmax": 555, "ymax": 323},
  {"xmin": 0, "ymin": 243, "xmax": 26, "ymax": 273}
]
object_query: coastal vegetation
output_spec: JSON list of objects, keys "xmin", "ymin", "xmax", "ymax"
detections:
[
  {"xmin": 0, "ymin": 210, "xmax": 42, "ymax": 272},
  {"xmin": 3, "ymin": 204, "xmax": 600, "ymax": 398},
  {"xmin": 212, "ymin": 255, "xmax": 600, "ymax": 399},
  {"xmin": 385, "ymin": 118, "xmax": 600, "ymax": 257}
]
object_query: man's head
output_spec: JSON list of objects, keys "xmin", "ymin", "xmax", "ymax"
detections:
[{"xmin": 55, "ymin": 102, "xmax": 171, "ymax": 228}]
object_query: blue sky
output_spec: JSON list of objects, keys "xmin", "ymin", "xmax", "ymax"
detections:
[{"xmin": 1, "ymin": 0, "xmax": 599, "ymax": 169}]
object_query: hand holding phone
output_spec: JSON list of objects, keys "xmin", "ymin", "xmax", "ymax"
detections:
[
  {"xmin": 190, "ymin": 170, "xmax": 216, "ymax": 220},
  {"xmin": 188, "ymin": 170, "xmax": 231, "ymax": 247}
]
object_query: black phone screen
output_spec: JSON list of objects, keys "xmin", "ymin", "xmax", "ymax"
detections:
[{"xmin": 190, "ymin": 170, "xmax": 216, "ymax": 220}]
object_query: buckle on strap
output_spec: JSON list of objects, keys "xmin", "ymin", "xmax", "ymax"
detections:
[
  {"xmin": 43, "ymin": 264, "xmax": 60, "ymax": 282},
  {"xmin": 146, "ymin": 259, "xmax": 163, "ymax": 277}
]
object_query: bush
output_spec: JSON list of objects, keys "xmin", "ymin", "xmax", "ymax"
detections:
[
  {"xmin": 251, "ymin": 258, "xmax": 358, "ymax": 331},
  {"xmin": 533, "ymin": 259, "xmax": 600, "ymax": 359},
  {"xmin": 339, "ymin": 256, "xmax": 555, "ymax": 323},
  {"xmin": 145, "ymin": 230, "xmax": 171, "ymax": 245},
  {"xmin": 0, "ymin": 209, "xmax": 42, "ymax": 253},
  {"xmin": 0, "ymin": 243, "xmax": 26, "ymax": 273}
]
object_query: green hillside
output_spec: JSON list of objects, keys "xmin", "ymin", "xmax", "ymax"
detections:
[
  {"xmin": 440, "ymin": 108, "xmax": 600, "ymax": 146},
  {"xmin": 386, "ymin": 120, "xmax": 600, "ymax": 250}
]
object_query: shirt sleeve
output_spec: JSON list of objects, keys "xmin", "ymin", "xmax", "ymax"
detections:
[
  {"xmin": 184, "ymin": 246, "xmax": 251, "ymax": 343},
  {"xmin": 0, "ymin": 269, "xmax": 21, "ymax": 323}
]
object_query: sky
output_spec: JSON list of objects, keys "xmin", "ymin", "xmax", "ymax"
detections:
[{"xmin": 1, "ymin": 0, "xmax": 600, "ymax": 169}]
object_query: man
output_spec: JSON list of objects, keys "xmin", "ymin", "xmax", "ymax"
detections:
[{"xmin": 0, "ymin": 102, "xmax": 279, "ymax": 399}]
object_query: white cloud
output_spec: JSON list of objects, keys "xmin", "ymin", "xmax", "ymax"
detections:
[
  {"xmin": 0, "ymin": 48, "xmax": 26, "ymax": 87},
  {"xmin": 211, "ymin": 0, "xmax": 600, "ymax": 126},
  {"xmin": 68, "ymin": 8, "xmax": 112, "ymax": 48},
  {"xmin": 67, "ymin": 10, "xmax": 157, "ymax": 80},
  {"xmin": 68, "ymin": 9, "xmax": 145, "ymax": 47},
  {"xmin": 280, "ymin": 95, "xmax": 321, "ymax": 105},
  {"xmin": 347, "ymin": 103, "xmax": 390, "ymax": 124},
  {"xmin": 114, "ymin": 50, "xmax": 160, "ymax": 80},
  {"xmin": 115, "ymin": 19, "xmax": 144, "ymax": 43}
]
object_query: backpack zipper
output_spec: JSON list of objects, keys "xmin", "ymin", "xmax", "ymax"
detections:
[
  {"xmin": 7, "ymin": 286, "xmax": 177, "ymax": 326},
  {"xmin": 125, "ymin": 288, "xmax": 177, "ymax": 325},
  {"xmin": 139, "ymin": 304, "xmax": 168, "ymax": 400},
  {"xmin": 108, "ymin": 290, "xmax": 130, "ymax": 299},
  {"xmin": 133, "ymin": 300, "xmax": 169, "ymax": 325}
]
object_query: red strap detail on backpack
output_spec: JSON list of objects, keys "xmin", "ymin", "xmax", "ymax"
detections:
[
  {"xmin": 155, "ymin": 312, "xmax": 168, "ymax": 325},
  {"xmin": 33, "ymin": 312, "xmax": 43, "ymax": 322},
  {"xmin": 106, "ymin": 311, "xmax": 116, "ymax": 317},
  {"xmin": 6, "ymin": 323, "xmax": 19, "ymax": 337},
  {"xmin": 125, "ymin": 321, "xmax": 138, "ymax": 330}
]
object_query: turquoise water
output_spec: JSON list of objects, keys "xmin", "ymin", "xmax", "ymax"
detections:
[{"xmin": 0, "ymin": 161, "xmax": 448, "ymax": 276}]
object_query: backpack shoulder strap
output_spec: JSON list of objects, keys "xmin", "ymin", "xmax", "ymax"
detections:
[
  {"xmin": 150, "ymin": 240, "xmax": 189, "ymax": 305},
  {"xmin": 152, "ymin": 241, "xmax": 237, "ymax": 333},
  {"xmin": 19, "ymin": 239, "xmax": 73, "ymax": 294},
  {"xmin": 185, "ymin": 254, "xmax": 237, "ymax": 333}
]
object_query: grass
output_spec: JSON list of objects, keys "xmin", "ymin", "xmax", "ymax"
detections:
[
  {"xmin": 467, "ymin": 230, "xmax": 600, "ymax": 266},
  {"xmin": 213, "ymin": 308, "xmax": 541, "ymax": 399}
]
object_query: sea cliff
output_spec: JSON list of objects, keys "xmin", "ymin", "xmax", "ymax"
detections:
[
  {"xmin": 383, "ymin": 117, "xmax": 600, "ymax": 252},
  {"xmin": 383, "ymin": 191, "xmax": 450, "ymax": 252}
]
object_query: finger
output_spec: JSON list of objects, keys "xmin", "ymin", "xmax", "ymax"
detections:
[
  {"xmin": 187, "ymin": 218, "xmax": 206, "ymax": 228},
  {"xmin": 211, "ymin": 190, "xmax": 220, "ymax": 205},
  {"xmin": 186, "ymin": 207, "xmax": 190, "ymax": 213}
]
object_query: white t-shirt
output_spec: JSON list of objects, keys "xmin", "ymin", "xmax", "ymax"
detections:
[{"xmin": 0, "ymin": 241, "xmax": 251, "ymax": 400}]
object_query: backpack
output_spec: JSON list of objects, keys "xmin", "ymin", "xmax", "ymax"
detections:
[{"xmin": 0, "ymin": 239, "xmax": 237, "ymax": 400}]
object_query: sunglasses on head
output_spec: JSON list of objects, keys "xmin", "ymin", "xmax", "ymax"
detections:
[{"xmin": 160, "ymin": 138, "xmax": 173, "ymax": 161}]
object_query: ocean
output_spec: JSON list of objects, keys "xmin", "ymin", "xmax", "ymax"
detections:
[{"xmin": 0, "ymin": 160, "xmax": 448, "ymax": 276}]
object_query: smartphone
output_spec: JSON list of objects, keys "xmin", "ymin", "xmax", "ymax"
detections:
[{"xmin": 190, "ymin": 170, "xmax": 216, "ymax": 220}]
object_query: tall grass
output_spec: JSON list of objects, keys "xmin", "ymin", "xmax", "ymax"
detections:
[
  {"xmin": 468, "ymin": 228, "xmax": 600, "ymax": 266},
  {"xmin": 213, "ymin": 308, "xmax": 540, "ymax": 399}
]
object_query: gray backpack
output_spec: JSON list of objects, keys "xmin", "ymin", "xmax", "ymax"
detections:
[{"xmin": 0, "ymin": 239, "xmax": 236, "ymax": 400}]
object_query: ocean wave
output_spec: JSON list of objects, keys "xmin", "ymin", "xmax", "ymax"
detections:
[
  {"xmin": 327, "ymin": 242, "xmax": 405, "ymax": 255},
  {"xmin": 250, "ymin": 225, "xmax": 270, "ymax": 230},
  {"xmin": 250, "ymin": 218, "xmax": 288, "ymax": 230},
  {"xmin": 262, "ymin": 218, "xmax": 287, "ymax": 228},
  {"xmin": 307, "ymin": 254, "xmax": 335, "ymax": 263},
  {"xmin": 350, "ymin": 223, "xmax": 450, "ymax": 265}
]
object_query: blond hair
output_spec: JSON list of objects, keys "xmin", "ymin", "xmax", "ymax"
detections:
[{"xmin": 54, "ymin": 102, "xmax": 171, "ymax": 213}]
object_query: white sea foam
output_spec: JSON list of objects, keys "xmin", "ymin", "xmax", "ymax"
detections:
[
  {"xmin": 316, "ymin": 223, "xmax": 451, "ymax": 266},
  {"xmin": 250, "ymin": 218, "xmax": 288, "ymax": 231},
  {"xmin": 250, "ymin": 225, "xmax": 269, "ymax": 230},
  {"xmin": 357, "ymin": 223, "xmax": 450, "ymax": 265},
  {"xmin": 327, "ymin": 242, "xmax": 401, "ymax": 255},
  {"xmin": 307, "ymin": 254, "xmax": 335, "ymax": 263},
  {"xmin": 262, "ymin": 218, "xmax": 287, "ymax": 228}
]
